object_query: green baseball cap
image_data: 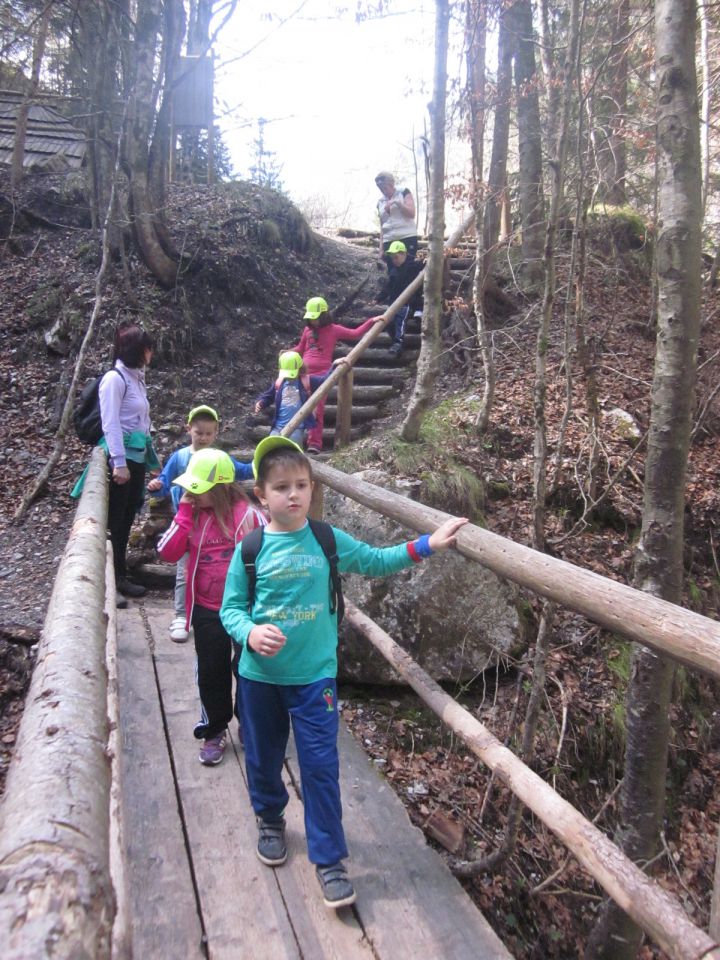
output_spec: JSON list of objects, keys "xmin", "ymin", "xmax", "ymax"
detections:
[
  {"xmin": 303, "ymin": 296, "xmax": 329, "ymax": 320},
  {"xmin": 252, "ymin": 435, "xmax": 305, "ymax": 480},
  {"xmin": 174, "ymin": 448, "xmax": 234, "ymax": 494},
  {"xmin": 387, "ymin": 240, "xmax": 407, "ymax": 254},
  {"xmin": 187, "ymin": 404, "xmax": 219, "ymax": 423}
]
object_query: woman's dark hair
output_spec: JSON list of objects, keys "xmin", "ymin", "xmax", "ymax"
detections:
[
  {"xmin": 113, "ymin": 323, "xmax": 154, "ymax": 368},
  {"xmin": 306, "ymin": 311, "xmax": 333, "ymax": 330},
  {"xmin": 256, "ymin": 448, "xmax": 312, "ymax": 488}
]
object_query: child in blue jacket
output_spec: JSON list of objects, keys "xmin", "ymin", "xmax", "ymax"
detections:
[
  {"xmin": 254, "ymin": 352, "xmax": 346, "ymax": 449},
  {"xmin": 220, "ymin": 435, "xmax": 467, "ymax": 909},
  {"xmin": 148, "ymin": 404, "xmax": 252, "ymax": 641}
]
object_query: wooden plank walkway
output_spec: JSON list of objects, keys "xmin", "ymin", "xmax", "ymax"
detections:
[{"xmin": 115, "ymin": 601, "xmax": 511, "ymax": 959}]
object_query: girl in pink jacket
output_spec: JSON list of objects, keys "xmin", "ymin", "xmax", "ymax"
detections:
[
  {"xmin": 290, "ymin": 296, "xmax": 383, "ymax": 452},
  {"xmin": 157, "ymin": 448, "xmax": 264, "ymax": 766}
]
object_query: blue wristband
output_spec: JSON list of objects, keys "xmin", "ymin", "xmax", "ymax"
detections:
[{"xmin": 414, "ymin": 533, "xmax": 434, "ymax": 558}]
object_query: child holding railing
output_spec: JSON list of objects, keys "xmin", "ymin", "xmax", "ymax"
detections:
[
  {"xmin": 288, "ymin": 297, "xmax": 383, "ymax": 452},
  {"xmin": 220, "ymin": 435, "xmax": 467, "ymax": 908}
]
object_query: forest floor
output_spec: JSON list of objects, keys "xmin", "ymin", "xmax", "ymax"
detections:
[{"xmin": 1, "ymin": 172, "xmax": 719, "ymax": 958}]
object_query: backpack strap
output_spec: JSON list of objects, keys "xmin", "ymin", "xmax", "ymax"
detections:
[
  {"xmin": 308, "ymin": 519, "xmax": 344, "ymax": 625},
  {"xmin": 240, "ymin": 526, "xmax": 265, "ymax": 613}
]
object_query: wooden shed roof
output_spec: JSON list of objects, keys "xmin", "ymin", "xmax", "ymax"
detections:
[{"xmin": 0, "ymin": 99, "xmax": 85, "ymax": 170}]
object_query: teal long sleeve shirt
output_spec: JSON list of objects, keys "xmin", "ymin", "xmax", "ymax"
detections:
[{"xmin": 220, "ymin": 522, "xmax": 421, "ymax": 685}]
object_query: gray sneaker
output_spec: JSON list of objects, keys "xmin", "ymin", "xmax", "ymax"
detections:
[
  {"xmin": 256, "ymin": 817, "xmax": 287, "ymax": 866},
  {"xmin": 316, "ymin": 862, "xmax": 356, "ymax": 908}
]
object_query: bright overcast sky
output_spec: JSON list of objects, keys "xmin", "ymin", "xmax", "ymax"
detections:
[{"xmin": 213, "ymin": 1, "xmax": 467, "ymax": 231}]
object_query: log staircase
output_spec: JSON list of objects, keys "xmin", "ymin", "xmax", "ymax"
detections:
[{"xmin": 248, "ymin": 246, "xmax": 474, "ymax": 450}]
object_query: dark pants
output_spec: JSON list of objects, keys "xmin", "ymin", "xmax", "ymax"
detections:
[
  {"xmin": 107, "ymin": 460, "xmax": 146, "ymax": 579},
  {"xmin": 388, "ymin": 305, "xmax": 410, "ymax": 346},
  {"xmin": 192, "ymin": 604, "xmax": 236, "ymax": 740},
  {"xmin": 239, "ymin": 676, "xmax": 348, "ymax": 865}
]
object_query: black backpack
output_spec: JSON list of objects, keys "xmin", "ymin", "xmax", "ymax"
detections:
[
  {"xmin": 74, "ymin": 369, "xmax": 126, "ymax": 445},
  {"xmin": 241, "ymin": 519, "xmax": 345, "ymax": 625}
]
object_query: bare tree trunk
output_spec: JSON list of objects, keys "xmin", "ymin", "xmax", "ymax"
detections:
[
  {"xmin": 699, "ymin": 0, "xmax": 711, "ymax": 217},
  {"xmin": 466, "ymin": 0, "xmax": 494, "ymax": 433},
  {"xmin": 592, "ymin": 0, "xmax": 629, "ymax": 206},
  {"xmin": 10, "ymin": 4, "xmax": 51, "ymax": 191},
  {"xmin": 511, "ymin": 0, "xmax": 545, "ymax": 290},
  {"xmin": 482, "ymin": 9, "xmax": 512, "ymax": 285},
  {"xmin": 538, "ymin": 0, "xmax": 560, "ymax": 154},
  {"xmin": 148, "ymin": 0, "xmax": 185, "ymax": 254},
  {"xmin": 400, "ymin": 0, "xmax": 449, "ymax": 443},
  {"xmin": 532, "ymin": 0, "xmax": 580, "ymax": 549},
  {"xmin": 551, "ymin": 2, "xmax": 600, "ymax": 502},
  {"xmin": 124, "ymin": 0, "xmax": 179, "ymax": 287},
  {"xmin": 586, "ymin": 0, "xmax": 702, "ymax": 954},
  {"xmin": 81, "ymin": 2, "xmax": 125, "ymax": 250}
]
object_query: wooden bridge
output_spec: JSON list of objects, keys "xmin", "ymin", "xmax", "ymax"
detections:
[
  {"xmin": 3, "ymin": 240, "xmax": 720, "ymax": 959},
  {"xmin": 114, "ymin": 598, "xmax": 508, "ymax": 959}
]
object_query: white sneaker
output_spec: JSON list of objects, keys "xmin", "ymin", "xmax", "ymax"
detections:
[{"xmin": 169, "ymin": 616, "xmax": 189, "ymax": 643}]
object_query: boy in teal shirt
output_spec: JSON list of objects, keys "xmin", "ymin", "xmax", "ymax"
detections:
[{"xmin": 220, "ymin": 436, "xmax": 467, "ymax": 909}]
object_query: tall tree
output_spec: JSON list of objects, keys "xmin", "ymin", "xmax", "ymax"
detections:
[
  {"xmin": 532, "ymin": 0, "xmax": 580, "ymax": 549},
  {"xmin": 511, "ymin": 0, "xmax": 545, "ymax": 288},
  {"xmin": 124, "ymin": 0, "xmax": 180, "ymax": 287},
  {"xmin": 10, "ymin": 1, "xmax": 51, "ymax": 190},
  {"xmin": 589, "ymin": 0, "xmax": 629, "ymax": 205},
  {"xmin": 585, "ymin": 0, "xmax": 702, "ymax": 954},
  {"xmin": 465, "ymin": 0, "xmax": 495, "ymax": 432},
  {"xmin": 482, "ymin": 6, "xmax": 512, "ymax": 287},
  {"xmin": 401, "ymin": 0, "xmax": 449, "ymax": 442}
]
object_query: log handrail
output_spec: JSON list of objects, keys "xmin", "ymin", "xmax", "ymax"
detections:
[
  {"xmin": 0, "ymin": 447, "xmax": 114, "ymax": 959},
  {"xmin": 313, "ymin": 460, "xmax": 720, "ymax": 679},
  {"xmin": 347, "ymin": 604, "xmax": 720, "ymax": 960},
  {"xmin": 281, "ymin": 212, "xmax": 475, "ymax": 441}
]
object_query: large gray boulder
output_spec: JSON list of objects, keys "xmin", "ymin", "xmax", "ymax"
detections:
[{"xmin": 323, "ymin": 468, "xmax": 529, "ymax": 684}]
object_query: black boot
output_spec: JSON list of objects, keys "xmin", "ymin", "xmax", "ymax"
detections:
[{"xmin": 117, "ymin": 577, "xmax": 146, "ymax": 598}]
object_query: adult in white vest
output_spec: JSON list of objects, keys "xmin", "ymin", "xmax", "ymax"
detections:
[{"xmin": 375, "ymin": 171, "xmax": 418, "ymax": 274}]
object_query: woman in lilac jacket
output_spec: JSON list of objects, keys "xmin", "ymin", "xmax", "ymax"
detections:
[{"xmin": 99, "ymin": 323, "xmax": 158, "ymax": 600}]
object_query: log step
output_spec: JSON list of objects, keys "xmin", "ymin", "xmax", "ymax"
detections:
[
  {"xmin": 250, "ymin": 424, "xmax": 368, "ymax": 443},
  {"xmin": 337, "ymin": 345, "xmax": 420, "ymax": 365},
  {"xmin": 327, "ymin": 383, "xmax": 397, "ymax": 403},
  {"xmin": 350, "ymin": 366, "xmax": 410, "ymax": 384},
  {"xmin": 324, "ymin": 404, "xmax": 383, "ymax": 423}
]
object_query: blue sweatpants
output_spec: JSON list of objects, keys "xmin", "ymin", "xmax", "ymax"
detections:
[
  {"xmin": 238, "ymin": 676, "xmax": 348, "ymax": 866},
  {"xmin": 388, "ymin": 304, "xmax": 409, "ymax": 346}
]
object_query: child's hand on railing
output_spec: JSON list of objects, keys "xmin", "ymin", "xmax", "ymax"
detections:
[{"xmin": 428, "ymin": 517, "xmax": 469, "ymax": 552}]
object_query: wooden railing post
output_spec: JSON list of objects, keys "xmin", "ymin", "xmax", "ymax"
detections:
[
  {"xmin": 0, "ymin": 447, "xmax": 115, "ymax": 960},
  {"xmin": 334, "ymin": 367, "xmax": 354, "ymax": 450}
]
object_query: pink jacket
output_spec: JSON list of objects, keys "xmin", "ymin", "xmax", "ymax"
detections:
[
  {"xmin": 158, "ymin": 499, "xmax": 265, "ymax": 626},
  {"xmin": 290, "ymin": 317, "xmax": 377, "ymax": 374}
]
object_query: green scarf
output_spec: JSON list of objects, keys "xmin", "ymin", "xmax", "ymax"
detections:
[{"xmin": 71, "ymin": 431, "xmax": 160, "ymax": 499}]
